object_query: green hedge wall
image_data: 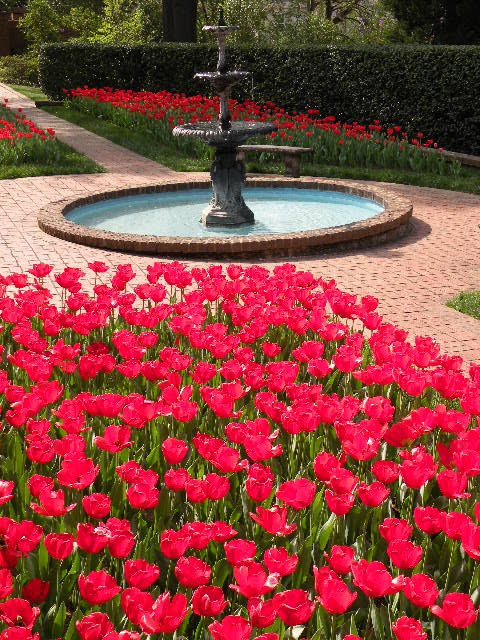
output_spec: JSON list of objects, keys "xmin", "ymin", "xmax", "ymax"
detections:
[{"xmin": 39, "ymin": 42, "xmax": 480, "ymax": 155}]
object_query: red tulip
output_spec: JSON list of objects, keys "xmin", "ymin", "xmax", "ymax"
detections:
[
  {"xmin": 162, "ymin": 437, "xmax": 189, "ymax": 464},
  {"xmin": 121, "ymin": 587, "xmax": 155, "ymax": 626},
  {"xmin": 247, "ymin": 597, "xmax": 277, "ymax": 628},
  {"xmin": 21, "ymin": 579, "xmax": 50, "ymax": 604},
  {"xmin": 124, "ymin": 559, "xmax": 160, "ymax": 590},
  {"xmin": 443, "ymin": 511, "xmax": 472, "ymax": 540},
  {"xmin": 0, "ymin": 569, "xmax": 13, "ymax": 600},
  {"xmin": 160, "ymin": 529, "xmax": 190, "ymax": 559},
  {"xmin": 175, "ymin": 556, "xmax": 211, "ymax": 588},
  {"xmin": 402, "ymin": 573, "xmax": 439, "ymax": 608},
  {"xmin": 126, "ymin": 482, "xmax": 159, "ymax": 509},
  {"xmin": 94, "ymin": 425, "xmax": 133, "ymax": 453},
  {"xmin": 209, "ymin": 616, "xmax": 252, "ymax": 640},
  {"xmin": 351, "ymin": 560, "xmax": 401, "ymax": 598},
  {"xmin": 323, "ymin": 545, "xmax": 354, "ymax": 574},
  {"xmin": 437, "ymin": 470, "xmax": 470, "ymax": 499},
  {"xmin": 164, "ymin": 468, "xmax": 189, "ymax": 491},
  {"xmin": 325, "ymin": 490, "xmax": 355, "ymax": 515},
  {"xmin": 392, "ymin": 617, "xmax": 427, "ymax": 640},
  {"xmin": 372, "ymin": 460, "xmax": 400, "ymax": 484},
  {"xmin": 30, "ymin": 489, "xmax": 76, "ymax": 517},
  {"xmin": 224, "ymin": 540, "xmax": 256, "ymax": 567},
  {"xmin": 313, "ymin": 452, "xmax": 343, "ymax": 481},
  {"xmin": 203, "ymin": 474, "xmax": 230, "ymax": 501},
  {"xmin": 29, "ymin": 263, "xmax": 53, "ymax": 278},
  {"xmin": 357, "ymin": 482, "xmax": 390, "ymax": 507},
  {"xmin": 192, "ymin": 585, "xmax": 228, "ymax": 616},
  {"xmin": 387, "ymin": 540, "xmax": 423, "ymax": 569},
  {"xmin": 98, "ymin": 518, "xmax": 135, "ymax": 558},
  {"xmin": 87, "ymin": 261, "xmax": 109, "ymax": 273},
  {"xmin": 78, "ymin": 570, "xmax": 121, "ymax": 605},
  {"xmin": 399, "ymin": 447, "xmax": 437, "ymax": 489},
  {"xmin": 231, "ymin": 561, "xmax": 279, "ymax": 599},
  {"xmin": 414, "ymin": 506, "xmax": 445, "ymax": 534},
  {"xmin": 0, "ymin": 598, "xmax": 40, "ymax": 629},
  {"xmin": 263, "ymin": 547, "xmax": 298, "ymax": 576},
  {"xmin": 76, "ymin": 523, "xmax": 109, "ymax": 554},
  {"xmin": 5, "ymin": 521, "xmax": 43, "ymax": 556},
  {"xmin": 43, "ymin": 533, "xmax": 74, "ymax": 560},
  {"xmin": 246, "ymin": 464, "xmax": 274, "ymax": 502},
  {"xmin": 0, "ymin": 482, "xmax": 14, "ymax": 506},
  {"xmin": 273, "ymin": 589, "xmax": 315, "ymax": 625},
  {"xmin": 76, "ymin": 613, "xmax": 114, "ymax": 640},
  {"xmin": 27, "ymin": 475, "xmax": 54, "ymax": 498},
  {"xmin": 250, "ymin": 506, "xmax": 296, "ymax": 536},
  {"xmin": 379, "ymin": 518, "xmax": 412, "ymax": 542},
  {"xmin": 57, "ymin": 457, "xmax": 99, "ymax": 490},
  {"xmin": 82, "ymin": 493, "xmax": 111, "ymax": 519},
  {"xmin": 430, "ymin": 593, "xmax": 478, "ymax": 628},
  {"xmin": 276, "ymin": 478, "xmax": 316, "ymax": 509},
  {"xmin": 139, "ymin": 592, "xmax": 189, "ymax": 633},
  {"xmin": 314, "ymin": 566, "xmax": 357, "ymax": 614},
  {"xmin": 327, "ymin": 468, "xmax": 358, "ymax": 494}
]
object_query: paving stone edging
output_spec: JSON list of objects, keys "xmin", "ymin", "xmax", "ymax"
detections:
[{"xmin": 38, "ymin": 176, "xmax": 413, "ymax": 258}]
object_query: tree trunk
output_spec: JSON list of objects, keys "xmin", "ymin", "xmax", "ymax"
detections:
[
  {"xmin": 325, "ymin": 0, "xmax": 333, "ymax": 19},
  {"xmin": 443, "ymin": 0, "xmax": 459, "ymax": 38},
  {"xmin": 162, "ymin": 0, "xmax": 198, "ymax": 42}
]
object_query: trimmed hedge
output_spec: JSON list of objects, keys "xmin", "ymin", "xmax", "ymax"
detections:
[{"xmin": 39, "ymin": 42, "xmax": 480, "ymax": 155}]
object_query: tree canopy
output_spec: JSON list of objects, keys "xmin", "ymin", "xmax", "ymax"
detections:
[
  {"xmin": 14, "ymin": 0, "xmax": 480, "ymax": 47},
  {"xmin": 385, "ymin": 0, "xmax": 480, "ymax": 43}
]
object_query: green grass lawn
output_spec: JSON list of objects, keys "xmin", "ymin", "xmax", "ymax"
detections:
[
  {"xmin": 42, "ymin": 104, "xmax": 480, "ymax": 195},
  {"xmin": 8, "ymin": 84, "xmax": 50, "ymax": 102},
  {"xmin": 447, "ymin": 291, "xmax": 480, "ymax": 320},
  {"xmin": 0, "ymin": 141, "xmax": 103, "ymax": 180}
]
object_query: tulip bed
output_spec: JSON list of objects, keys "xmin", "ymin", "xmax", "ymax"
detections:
[
  {"xmin": 0, "ymin": 262, "xmax": 480, "ymax": 640},
  {"xmin": 65, "ymin": 88, "xmax": 461, "ymax": 177},
  {"xmin": 0, "ymin": 99, "xmax": 100, "ymax": 179},
  {"xmin": 0, "ymin": 99, "xmax": 61, "ymax": 165}
]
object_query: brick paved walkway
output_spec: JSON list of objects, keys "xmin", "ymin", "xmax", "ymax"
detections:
[{"xmin": 2, "ymin": 83, "xmax": 480, "ymax": 363}]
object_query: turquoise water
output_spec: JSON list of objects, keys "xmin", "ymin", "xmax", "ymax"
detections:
[{"xmin": 67, "ymin": 188, "xmax": 383, "ymax": 238}]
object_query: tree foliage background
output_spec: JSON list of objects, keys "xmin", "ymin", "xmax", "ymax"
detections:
[
  {"xmin": 15, "ymin": 0, "xmax": 402, "ymax": 50},
  {"xmin": 384, "ymin": 0, "xmax": 480, "ymax": 44},
  {"xmin": 12, "ymin": 0, "xmax": 480, "ymax": 51}
]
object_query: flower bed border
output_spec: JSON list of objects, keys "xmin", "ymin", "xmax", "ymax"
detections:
[{"xmin": 38, "ymin": 177, "xmax": 413, "ymax": 258}]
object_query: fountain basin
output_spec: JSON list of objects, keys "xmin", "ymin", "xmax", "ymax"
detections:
[
  {"xmin": 66, "ymin": 188, "xmax": 384, "ymax": 236},
  {"xmin": 38, "ymin": 178, "xmax": 413, "ymax": 257}
]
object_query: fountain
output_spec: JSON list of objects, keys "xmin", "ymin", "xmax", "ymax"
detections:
[
  {"xmin": 39, "ymin": 11, "xmax": 413, "ymax": 256},
  {"xmin": 172, "ymin": 12, "xmax": 277, "ymax": 226}
]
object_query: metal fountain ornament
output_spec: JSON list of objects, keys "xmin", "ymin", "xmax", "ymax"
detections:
[{"xmin": 173, "ymin": 12, "xmax": 277, "ymax": 226}]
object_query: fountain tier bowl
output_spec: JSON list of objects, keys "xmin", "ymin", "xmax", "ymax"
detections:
[
  {"xmin": 38, "ymin": 178, "xmax": 413, "ymax": 258},
  {"xmin": 173, "ymin": 121, "xmax": 277, "ymax": 146}
]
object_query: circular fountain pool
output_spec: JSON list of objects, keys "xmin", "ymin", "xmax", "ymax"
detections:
[
  {"xmin": 66, "ymin": 188, "xmax": 384, "ymax": 238},
  {"xmin": 38, "ymin": 179, "xmax": 413, "ymax": 257}
]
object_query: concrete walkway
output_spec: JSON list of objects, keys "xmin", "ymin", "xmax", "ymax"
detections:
[{"xmin": 1, "ymin": 83, "xmax": 480, "ymax": 363}]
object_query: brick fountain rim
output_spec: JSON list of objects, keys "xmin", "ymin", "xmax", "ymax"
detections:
[{"xmin": 38, "ymin": 176, "xmax": 413, "ymax": 258}]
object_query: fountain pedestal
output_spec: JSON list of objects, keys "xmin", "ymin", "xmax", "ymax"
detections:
[{"xmin": 202, "ymin": 147, "xmax": 253, "ymax": 226}]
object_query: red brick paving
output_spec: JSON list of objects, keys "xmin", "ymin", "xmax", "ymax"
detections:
[{"xmin": 2, "ymin": 84, "xmax": 480, "ymax": 364}]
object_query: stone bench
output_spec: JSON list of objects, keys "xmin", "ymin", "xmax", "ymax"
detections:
[
  {"xmin": 237, "ymin": 144, "xmax": 312, "ymax": 178},
  {"xmin": 422, "ymin": 145, "xmax": 480, "ymax": 169}
]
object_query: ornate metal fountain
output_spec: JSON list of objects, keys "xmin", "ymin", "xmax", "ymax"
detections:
[{"xmin": 173, "ymin": 12, "xmax": 277, "ymax": 226}]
